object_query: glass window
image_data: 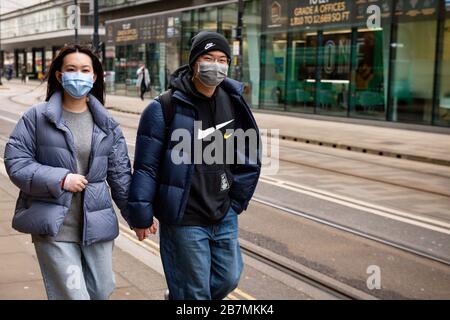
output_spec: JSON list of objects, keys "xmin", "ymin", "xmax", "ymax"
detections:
[
  {"xmin": 350, "ymin": 25, "xmax": 390, "ymax": 120},
  {"xmin": 389, "ymin": 11, "xmax": 438, "ymax": 124},
  {"xmin": 286, "ymin": 31, "xmax": 317, "ymax": 113},
  {"xmin": 181, "ymin": 10, "xmax": 200, "ymax": 65},
  {"xmin": 26, "ymin": 52, "xmax": 33, "ymax": 73},
  {"xmin": 242, "ymin": 0, "xmax": 262, "ymax": 107},
  {"xmin": 260, "ymin": 32, "xmax": 288, "ymax": 110},
  {"xmin": 218, "ymin": 3, "xmax": 238, "ymax": 79},
  {"xmin": 199, "ymin": 7, "xmax": 218, "ymax": 31},
  {"xmin": 17, "ymin": 51, "xmax": 25, "ymax": 78},
  {"xmin": 34, "ymin": 50, "xmax": 43, "ymax": 79},
  {"xmin": 113, "ymin": 44, "xmax": 142, "ymax": 96},
  {"xmin": 45, "ymin": 50, "xmax": 53, "ymax": 73},
  {"xmin": 436, "ymin": 10, "xmax": 450, "ymax": 126},
  {"xmin": 146, "ymin": 42, "xmax": 162, "ymax": 95},
  {"xmin": 316, "ymin": 30, "xmax": 352, "ymax": 116}
]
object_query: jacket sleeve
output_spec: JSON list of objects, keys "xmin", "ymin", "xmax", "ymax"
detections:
[
  {"xmin": 107, "ymin": 125, "xmax": 132, "ymax": 225},
  {"xmin": 229, "ymin": 155, "xmax": 261, "ymax": 214},
  {"xmin": 4, "ymin": 109, "xmax": 70, "ymax": 199},
  {"xmin": 229, "ymin": 108, "xmax": 262, "ymax": 214},
  {"xmin": 127, "ymin": 100, "xmax": 166, "ymax": 228}
]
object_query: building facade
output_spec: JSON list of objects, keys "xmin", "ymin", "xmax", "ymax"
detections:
[
  {"xmin": 1, "ymin": 0, "xmax": 449, "ymax": 127},
  {"xmin": 101, "ymin": 0, "xmax": 450, "ymax": 127},
  {"xmin": 0, "ymin": 0, "xmax": 105, "ymax": 81}
]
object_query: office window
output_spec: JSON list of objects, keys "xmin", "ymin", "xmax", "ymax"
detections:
[
  {"xmin": 435, "ymin": 9, "xmax": 450, "ymax": 126},
  {"xmin": 389, "ymin": 4, "xmax": 438, "ymax": 124}
]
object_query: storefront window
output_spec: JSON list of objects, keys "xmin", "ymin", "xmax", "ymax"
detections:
[
  {"xmin": 350, "ymin": 26, "xmax": 389, "ymax": 120},
  {"xmin": 34, "ymin": 50, "xmax": 43, "ymax": 80},
  {"xmin": 389, "ymin": 5, "xmax": 438, "ymax": 124},
  {"xmin": 435, "ymin": 8, "xmax": 450, "ymax": 126},
  {"xmin": 243, "ymin": 0, "xmax": 262, "ymax": 107},
  {"xmin": 16, "ymin": 51, "xmax": 25, "ymax": 78},
  {"xmin": 286, "ymin": 31, "xmax": 317, "ymax": 113},
  {"xmin": 316, "ymin": 30, "xmax": 351, "ymax": 116},
  {"xmin": 181, "ymin": 10, "xmax": 200, "ymax": 65},
  {"xmin": 113, "ymin": 44, "xmax": 142, "ymax": 96},
  {"xmin": 199, "ymin": 6, "xmax": 218, "ymax": 31},
  {"xmin": 146, "ymin": 42, "xmax": 163, "ymax": 94},
  {"xmin": 45, "ymin": 50, "xmax": 53, "ymax": 74},
  {"xmin": 26, "ymin": 52, "xmax": 33, "ymax": 74},
  {"xmin": 260, "ymin": 32, "xmax": 288, "ymax": 110}
]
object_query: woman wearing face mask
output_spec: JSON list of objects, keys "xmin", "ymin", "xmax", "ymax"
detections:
[
  {"xmin": 4, "ymin": 44, "xmax": 137, "ymax": 300},
  {"xmin": 128, "ymin": 31, "xmax": 261, "ymax": 299}
]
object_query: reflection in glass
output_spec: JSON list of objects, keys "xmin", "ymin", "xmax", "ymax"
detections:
[
  {"xmin": 390, "ymin": 20, "xmax": 437, "ymax": 124},
  {"xmin": 260, "ymin": 33, "xmax": 287, "ymax": 110},
  {"xmin": 317, "ymin": 30, "xmax": 351, "ymax": 116},
  {"xmin": 286, "ymin": 31, "xmax": 317, "ymax": 113},
  {"xmin": 242, "ymin": 0, "xmax": 262, "ymax": 107},
  {"xmin": 436, "ymin": 17, "xmax": 450, "ymax": 126},
  {"xmin": 351, "ymin": 28, "xmax": 389, "ymax": 120}
]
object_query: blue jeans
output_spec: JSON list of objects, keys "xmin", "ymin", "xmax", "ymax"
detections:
[
  {"xmin": 34, "ymin": 240, "xmax": 115, "ymax": 300},
  {"xmin": 160, "ymin": 206, "xmax": 243, "ymax": 300}
]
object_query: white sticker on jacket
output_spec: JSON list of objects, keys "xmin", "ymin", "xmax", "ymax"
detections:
[{"xmin": 220, "ymin": 173, "xmax": 230, "ymax": 192}]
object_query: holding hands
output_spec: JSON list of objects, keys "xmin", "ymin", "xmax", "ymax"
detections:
[{"xmin": 134, "ymin": 220, "xmax": 158, "ymax": 241}]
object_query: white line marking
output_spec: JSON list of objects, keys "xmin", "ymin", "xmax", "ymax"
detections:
[
  {"xmin": 0, "ymin": 114, "xmax": 18, "ymax": 124},
  {"xmin": 259, "ymin": 177, "xmax": 450, "ymax": 234}
]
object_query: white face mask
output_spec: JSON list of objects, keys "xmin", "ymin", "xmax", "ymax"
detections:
[{"xmin": 196, "ymin": 62, "xmax": 229, "ymax": 87}]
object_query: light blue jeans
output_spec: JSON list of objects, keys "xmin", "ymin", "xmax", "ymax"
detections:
[
  {"xmin": 34, "ymin": 240, "xmax": 115, "ymax": 300},
  {"xmin": 160, "ymin": 206, "xmax": 243, "ymax": 300}
]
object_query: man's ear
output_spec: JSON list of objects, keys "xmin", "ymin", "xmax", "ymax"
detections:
[{"xmin": 192, "ymin": 62, "xmax": 198, "ymax": 77}]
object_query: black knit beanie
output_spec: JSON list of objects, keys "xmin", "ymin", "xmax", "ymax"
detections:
[{"xmin": 189, "ymin": 31, "xmax": 231, "ymax": 70}]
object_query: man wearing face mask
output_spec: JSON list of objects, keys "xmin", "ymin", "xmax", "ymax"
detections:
[{"xmin": 128, "ymin": 31, "xmax": 261, "ymax": 300}]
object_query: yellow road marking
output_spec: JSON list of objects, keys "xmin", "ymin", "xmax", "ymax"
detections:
[
  {"xmin": 120, "ymin": 229, "xmax": 160, "ymax": 257},
  {"xmin": 233, "ymin": 288, "xmax": 256, "ymax": 300},
  {"xmin": 227, "ymin": 293, "xmax": 239, "ymax": 300}
]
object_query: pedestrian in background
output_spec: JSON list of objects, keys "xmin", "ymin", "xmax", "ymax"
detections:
[
  {"xmin": 21, "ymin": 65, "xmax": 27, "ymax": 83},
  {"xmin": 4, "ymin": 44, "xmax": 133, "ymax": 300},
  {"xmin": 136, "ymin": 63, "xmax": 150, "ymax": 101}
]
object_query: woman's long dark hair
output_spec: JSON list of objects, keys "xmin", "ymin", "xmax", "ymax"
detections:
[{"xmin": 45, "ymin": 43, "xmax": 105, "ymax": 105}]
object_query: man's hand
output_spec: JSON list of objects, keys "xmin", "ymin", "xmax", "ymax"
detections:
[{"xmin": 134, "ymin": 220, "xmax": 158, "ymax": 241}]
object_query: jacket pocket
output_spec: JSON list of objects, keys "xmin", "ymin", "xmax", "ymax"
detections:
[
  {"xmin": 84, "ymin": 181, "xmax": 113, "ymax": 212},
  {"xmin": 12, "ymin": 200, "xmax": 67, "ymax": 236}
]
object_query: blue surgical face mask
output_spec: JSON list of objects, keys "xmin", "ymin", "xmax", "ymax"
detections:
[{"xmin": 61, "ymin": 71, "xmax": 94, "ymax": 99}]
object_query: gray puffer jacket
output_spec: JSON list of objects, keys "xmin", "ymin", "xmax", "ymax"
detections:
[{"xmin": 4, "ymin": 91, "xmax": 132, "ymax": 246}]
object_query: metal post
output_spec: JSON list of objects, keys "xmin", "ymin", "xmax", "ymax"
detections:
[
  {"xmin": 0, "ymin": 0, "xmax": 3, "ymax": 86},
  {"xmin": 93, "ymin": 0, "xmax": 100, "ymax": 53},
  {"xmin": 431, "ymin": 0, "xmax": 445, "ymax": 125},
  {"xmin": 74, "ymin": 0, "xmax": 79, "ymax": 44},
  {"xmin": 235, "ymin": 0, "xmax": 244, "ymax": 82}
]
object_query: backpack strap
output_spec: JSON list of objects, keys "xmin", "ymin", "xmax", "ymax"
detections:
[{"xmin": 159, "ymin": 89, "xmax": 175, "ymax": 130}]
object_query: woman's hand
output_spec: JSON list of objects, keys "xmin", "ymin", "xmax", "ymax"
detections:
[{"xmin": 62, "ymin": 173, "xmax": 88, "ymax": 192}]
